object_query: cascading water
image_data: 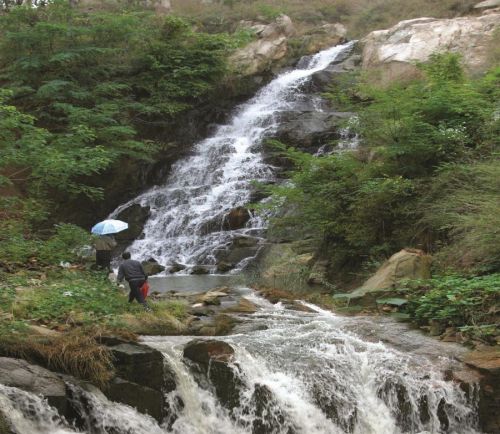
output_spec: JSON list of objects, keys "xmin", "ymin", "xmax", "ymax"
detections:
[
  {"xmin": 141, "ymin": 294, "xmax": 480, "ymax": 434},
  {"xmin": 0, "ymin": 293, "xmax": 481, "ymax": 434},
  {"xmin": 113, "ymin": 42, "xmax": 356, "ymax": 270}
]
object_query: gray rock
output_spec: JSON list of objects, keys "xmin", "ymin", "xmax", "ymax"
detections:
[
  {"xmin": 474, "ymin": 0, "xmax": 500, "ymax": 9},
  {"xmin": 191, "ymin": 265, "xmax": 211, "ymax": 275},
  {"xmin": 141, "ymin": 259, "xmax": 166, "ymax": 276},
  {"xmin": 0, "ymin": 357, "xmax": 68, "ymax": 416},
  {"xmin": 115, "ymin": 204, "xmax": 151, "ymax": 247},
  {"xmin": 232, "ymin": 235, "xmax": 259, "ymax": 248},
  {"xmin": 183, "ymin": 340, "xmax": 242, "ymax": 410},
  {"xmin": 216, "ymin": 261, "xmax": 235, "ymax": 273},
  {"xmin": 104, "ymin": 342, "xmax": 177, "ymax": 423},
  {"xmin": 168, "ymin": 262, "xmax": 186, "ymax": 273}
]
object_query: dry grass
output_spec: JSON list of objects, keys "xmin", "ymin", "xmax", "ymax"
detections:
[
  {"xmin": 117, "ymin": 309, "xmax": 187, "ymax": 335},
  {"xmin": 171, "ymin": 0, "xmax": 478, "ymax": 37},
  {"xmin": 0, "ymin": 329, "xmax": 115, "ymax": 387}
]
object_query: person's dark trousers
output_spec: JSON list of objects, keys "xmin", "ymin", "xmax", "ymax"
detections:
[
  {"xmin": 96, "ymin": 250, "xmax": 111, "ymax": 270},
  {"xmin": 128, "ymin": 279, "xmax": 149, "ymax": 309}
]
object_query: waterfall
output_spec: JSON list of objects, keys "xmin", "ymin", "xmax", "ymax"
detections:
[{"xmin": 113, "ymin": 42, "xmax": 356, "ymax": 270}]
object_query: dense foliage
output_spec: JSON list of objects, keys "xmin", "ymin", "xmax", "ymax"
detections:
[
  {"xmin": 0, "ymin": 1, "xmax": 236, "ymax": 267},
  {"xmin": 405, "ymin": 274, "xmax": 500, "ymax": 343},
  {"xmin": 267, "ymin": 54, "xmax": 500, "ymax": 275}
]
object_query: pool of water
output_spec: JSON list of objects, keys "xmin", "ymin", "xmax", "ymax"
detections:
[{"xmin": 148, "ymin": 275, "xmax": 245, "ymax": 294}]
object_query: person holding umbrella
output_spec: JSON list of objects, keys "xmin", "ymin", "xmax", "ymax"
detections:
[{"xmin": 91, "ymin": 219, "xmax": 128, "ymax": 271}]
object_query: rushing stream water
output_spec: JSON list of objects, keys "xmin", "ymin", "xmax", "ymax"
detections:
[
  {"xmin": 112, "ymin": 42, "xmax": 356, "ymax": 271},
  {"xmin": 0, "ymin": 289, "xmax": 481, "ymax": 434}
]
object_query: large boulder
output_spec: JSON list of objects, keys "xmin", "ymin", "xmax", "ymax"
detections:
[
  {"xmin": 230, "ymin": 15, "xmax": 295, "ymax": 76},
  {"xmin": 183, "ymin": 340, "xmax": 242, "ymax": 410},
  {"xmin": 295, "ymin": 23, "xmax": 347, "ymax": 55},
  {"xmin": 346, "ymin": 249, "xmax": 432, "ymax": 303},
  {"xmin": 104, "ymin": 342, "xmax": 176, "ymax": 423},
  {"xmin": 257, "ymin": 242, "xmax": 315, "ymax": 290},
  {"xmin": 361, "ymin": 13, "xmax": 500, "ymax": 84},
  {"xmin": 0, "ymin": 357, "xmax": 68, "ymax": 416},
  {"xmin": 272, "ymin": 110, "xmax": 354, "ymax": 152},
  {"xmin": 141, "ymin": 258, "xmax": 166, "ymax": 276},
  {"xmin": 474, "ymin": 0, "xmax": 500, "ymax": 9},
  {"xmin": 114, "ymin": 203, "xmax": 151, "ymax": 247}
]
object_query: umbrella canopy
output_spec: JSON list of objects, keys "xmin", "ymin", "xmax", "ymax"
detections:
[{"xmin": 91, "ymin": 219, "xmax": 128, "ymax": 235}]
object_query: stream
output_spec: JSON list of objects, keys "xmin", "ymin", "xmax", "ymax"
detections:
[{"xmin": 0, "ymin": 287, "xmax": 481, "ymax": 434}]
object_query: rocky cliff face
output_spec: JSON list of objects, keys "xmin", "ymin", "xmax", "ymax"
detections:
[{"xmin": 361, "ymin": 12, "xmax": 500, "ymax": 83}]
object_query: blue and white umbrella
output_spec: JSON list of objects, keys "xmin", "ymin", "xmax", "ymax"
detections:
[{"xmin": 91, "ymin": 219, "xmax": 128, "ymax": 235}]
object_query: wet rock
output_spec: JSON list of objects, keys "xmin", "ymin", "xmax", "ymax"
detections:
[
  {"xmin": 141, "ymin": 258, "xmax": 165, "ymax": 276},
  {"xmin": 114, "ymin": 204, "xmax": 151, "ymax": 247},
  {"xmin": 168, "ymin": 262, "xmax": 186, "ymax": 273},
  {"xmin": 272, "ymin": 111, "xmax": 353, "ymax": 152},
  {"xmin": 105, "ymin": 378, "xmax": 165, "ymax": 422},
  {"xmin": 0, "ymin": 357, "xmax": 69, "ymax": 417},
  {"xmin": 184, "ymin": 340, "xmax": 235, "ymax": 365},
  {"xmin": 104, "ymin": 342, "xmax": 176, "ymax": 423},
  {"xmin": 232, "ymin": 235, "xmax": 260, "ymax": 248},
  {"xmin": 250, "ymin": 384, "xmax": 295, "ymax": 434},
  {"xmin": 223, "ymin": 207, "xmax": 251, "ymax": 230},
  {"xmin": 224, "ymin": 297, "xmax": 258, "ymax": 314},
  {"xmin": 183, "ymin": 340, "xmax": 243, "ymax": 410},
  {"xmin": 0, "ymin": 410, "xmax": 13, "ymax": 434},
  {"xmin": 463, "ymin": 347, "xmax": 500, "ymax": 433},
  {"xmin": 216, "ymin": 246, "xmax": 260, "ymax": 266},
  {"xmin": 309, "ymin": 51, "xmax": 360, "ymax": 92},
  {"xmin": 191, "ymin": 265, "xmax": 211, "ymax": 275},
  {"xmin": 216, "ymin": 261, "xmax": 235, "ymax": 273},
  {"xmin": 312, "ymin": 381, "xmax": 356, "ymax": 433}
]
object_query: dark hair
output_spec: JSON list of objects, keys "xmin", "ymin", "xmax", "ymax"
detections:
[{"xmin": 122, "ymin": 251, "xmax": 131, "ymax": 260}]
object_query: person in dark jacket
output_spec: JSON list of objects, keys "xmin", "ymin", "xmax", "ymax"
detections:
[{"xmin": 117, "ymin": 252, "xmax": 150, "ymax": 310}]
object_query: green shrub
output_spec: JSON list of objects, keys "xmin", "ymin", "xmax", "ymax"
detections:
[
  {"xmin": 38, "ymin": 224, "xmax": 92, "ymax": 265},
  {"xmin": 404, "ymin": 274, "xmax": 500, "ymax": 342}
]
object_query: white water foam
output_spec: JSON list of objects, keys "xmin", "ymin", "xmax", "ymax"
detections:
[{"xmin": 142, "ymin": 293, "xmax": 481, "ymax": 434}]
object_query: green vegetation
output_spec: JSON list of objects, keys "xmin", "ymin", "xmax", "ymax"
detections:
[
  {"xmin": 0, "ymin": 267, "xmax": 188, "ymax": 382},
  {"xmin": 404, "ymin": 274, "xmax": 500, "ymax": 343},
  {"xmin": 0, "ymin": 268, "xmax": 187, "ymax": 329},
  {"xmin": 0, "ymin": 1, "xmax": 237, "ymax": 270},
  {"xmin": 267, "ymin": 54, "xmax": 499, "ymax": 276},
  {"xmin": 265, "ymin": 53, "xmax": 499, "ymax": 339}
]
